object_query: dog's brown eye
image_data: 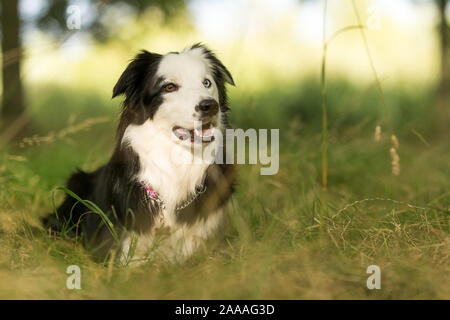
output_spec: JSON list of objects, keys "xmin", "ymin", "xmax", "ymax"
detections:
[{"xmin": 164, "ymin": 83, "xmax": 177, "ymax": 92}]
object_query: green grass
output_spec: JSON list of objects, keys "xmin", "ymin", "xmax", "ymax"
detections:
[{"xmin": 0, "ymin": 80, "xmax": 448, "ymax": 299}]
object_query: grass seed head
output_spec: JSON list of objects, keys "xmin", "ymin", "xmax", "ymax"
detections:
[
  {"xmin": 374, "ymin": 125, "xmax": 381, "ymax": 142},
  {"xmin": 390, "ymin": 147, "xmax": 400, "ymax": 176},
  {"xmin": 391, "ymin": 135, "xmax": 399, "ymax": 149}
]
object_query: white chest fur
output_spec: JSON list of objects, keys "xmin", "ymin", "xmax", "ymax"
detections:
[
  {"xmin": 119, "ymin": 208, "xmax": 223, "ymax": 265},
  {"xmin": 119, "ymin": 120, "xmax": 223, "ymax": 264}
]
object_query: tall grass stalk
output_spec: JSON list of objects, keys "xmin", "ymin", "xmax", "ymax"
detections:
[
  {"xmin": 321, "ymin": 2, "xmax": 364, "ymax": 191},
  {"xmin": 321, "ymin": 0, "xmax": 328, "ymax": 191},
  {"xmin": 351, "ymin": 0, "xmax": 393, "ymax": 135},
  {"xmin": 320, "ymin": 0, "xmax": 401, "ymax": 192},
  {"xmin": 351, "ymin": 0, "xmax": 400, "ymax": 175}
]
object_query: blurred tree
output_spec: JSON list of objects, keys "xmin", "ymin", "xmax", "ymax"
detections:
[
  {"xmin": 0, "ymin": 0, "xmax": 185, "ymax": 136},
  {"xmin": 435, "ymin": 0, "xmax": 449, "ymax": 130},
  {"xmin": 35, "ymin": 0, "xmax": 185, "ymax": 41},
  {"xmin": 437, "ymin": 0, "xmax": 449, "ymax": 93},
  {"xmin": 1, "ymin": 0, "xmax": 25, "ymax": 128}
]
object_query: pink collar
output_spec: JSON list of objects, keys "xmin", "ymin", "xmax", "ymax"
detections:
[
  {"xmin": 139, "ymin": 180, "xmax": 207, "ymax": 212},
  {"xmin": 140, "ymin": 181, "xmax": 159, "ymax": 200}
]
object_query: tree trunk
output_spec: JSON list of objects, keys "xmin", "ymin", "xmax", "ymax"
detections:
[
  {"xmin": 1, "ymin": 0, "xmax": 25, "ymax": 130},
  {"xmin": 437, "ymin": 0, "xmax": 450, "ymax": 131},
  {"xmin": 439, "ymin": 0, "xmax": 449, "ymax": 91}
]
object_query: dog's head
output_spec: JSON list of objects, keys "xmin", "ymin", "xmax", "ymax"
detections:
[{"xmin": 113, "ymin": 44, "xmax": 234, "ymax": 144}]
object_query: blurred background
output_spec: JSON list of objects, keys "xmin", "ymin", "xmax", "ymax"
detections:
[
  {"xmin": 0, "ymin": 0, "xmax": 449, "ymax": 299},
  {"xmin": 0, "ymin": 0, "xmax": 449, "ymax": 138}
]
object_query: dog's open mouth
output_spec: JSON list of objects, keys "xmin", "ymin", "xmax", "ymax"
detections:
[{"xmin": 172, "ymin": 122, "xmax": 215, "ymax": 143}]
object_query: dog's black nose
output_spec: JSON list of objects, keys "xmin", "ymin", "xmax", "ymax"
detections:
[{"xmin": 196, "ymin": 99, "xmax": 219, "ymax": 116}]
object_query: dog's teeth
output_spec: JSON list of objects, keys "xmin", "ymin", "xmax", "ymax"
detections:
[
  {"xmin": 194, "ymin": 128, "xmax": 203, "ymax": 137},
  {"xmin": 202, "ymin": 128, "xmax": 212, "ymax": 137}
]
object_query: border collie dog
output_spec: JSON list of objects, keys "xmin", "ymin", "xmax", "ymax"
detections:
[{"xmin": 43, "ymin": 44, "xmax": 236, "ymax": 264}]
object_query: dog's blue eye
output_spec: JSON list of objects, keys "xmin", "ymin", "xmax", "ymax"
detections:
[{"xmin": 203, "ymin": 79, "xmax": 211, "ymax": 88}]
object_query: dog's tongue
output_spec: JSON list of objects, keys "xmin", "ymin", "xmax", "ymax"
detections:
[{"xmin": 175, "ymin": 127, "xmax": 190, "ymax": 136}]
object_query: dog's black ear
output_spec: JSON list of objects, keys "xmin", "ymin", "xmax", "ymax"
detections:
[
  {"xmin": 112, "ymin": 50, "xmax": 162, "ymax": 101},
  {"xmin": 211, "ymin": 56, "xmax": 235, "ymax": 86},
  {"xmin": 192, "ymin": 43, "xmax": 235, "ymax": 86}
]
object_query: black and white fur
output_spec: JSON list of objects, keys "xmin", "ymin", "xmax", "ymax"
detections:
[{"xmin": 43, "ymin": 44, "xmax": 236, "ymax": 264}]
